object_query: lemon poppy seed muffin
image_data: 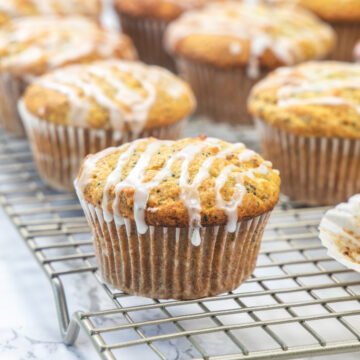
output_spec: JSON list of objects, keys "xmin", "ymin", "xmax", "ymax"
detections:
[
  {"xmin": 164, "ymin": 1, "xmax": 335, "ymax": 125},
  {"xmin": 114, "ymin": 0, "xmax": 218, "ymax": 71},
  {"xmin": 75, "ymin": 136, "xmax": 280, "ymax": 299},
  {"xmin": 0, "ymin": 16, "xmax": 137, "ymax": 136},
  {"xmin": 0, "ymin": 0, "xmax": 102, "ymax": 25},
  {"xmin": 274, "ymin": 0, "xmax": 360, "ymax": 61},
  {"xmin": 19, "ymin": 60, "xmax": 195, "ymax": 192},
  {"xmin": 249, "ymin": 61, "xmax": 360, "ymax": 205}
]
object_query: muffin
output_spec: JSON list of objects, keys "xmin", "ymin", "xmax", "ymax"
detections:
[
  {"xmin": 0, "ymin": 16, "xmax": 137, "ymax": 137},
  {"xmin": 319, "ymin": 194, "xmax": 360, "ymax": 272},
  {"xmin": 164, "ymin": 1, "xmax": 335, "ymax": 125},
  {"xmin": 281, "ymin": 0, "xmax": 360, "ymax": 61},
  {"xmin": 249, "ymin": 61, "xmax": 360, "ymax": 206},
  {"xmin": 0, "ymin": 0, "xmax": 102, "ymax": 25},
  {"xmin": 114, "ymin": 0, "xmax": 216, "ymax": 72},
  {"xmin": 74, "ymin": 136, "xmax": 280, "ymax": 299},
  {"xmin": 19, "ymin": 60, "xmax": 195, "ymax": 192}
]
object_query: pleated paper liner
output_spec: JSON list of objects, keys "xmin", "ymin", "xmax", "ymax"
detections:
[
  {"xmin": 0, "ymin": 73, "xmax": 28, "ymax": 137},
  {"xmin": 329, "ymin": 23, "xmax": 360, "ymax": 62},
  {"xmin": 19, "ymin": 100, "xmax": 186, "ymax": 192},
  {"xmin": 319, "ymin": 194, "xmax": 360, "ymax": 272},
  {"xmin": 176, "ymin": 57, "xmax": 267, "ymax": 125},
  {"xmin": 118, "ymin": 12, "xmax": 176, "ymax": 72},
  {"xmin": 256, "ymin": 118, "xmax": 360, "ymax": 206},
  {"xmin": 79, "ymin": 197, "xmax": 271, "ymax": 300}
]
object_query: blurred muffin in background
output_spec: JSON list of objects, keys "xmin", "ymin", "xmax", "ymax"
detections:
[
  {"xmin": 272, "ymin": 0, "xmax": 360, "ymax": 61},
  {"xmin": 114, "ymin": 0, "xmax": 218, "ymax": 72},
  {"xmin": 249, "ymin": 61, "xmax": 360, "ymax": 205},
  {"xmin": 0, "ymin": 0, "xmax": 102, "ymax": 25},
  {"xmin": 0, "ymin": 16, "xmax": 137, "ymax": 137},
  {"xmin": 165, "ymin": 1, "xmax": 335, "ymax": 125},
  {"xmin": 19, "ymin": 60, "xmax": 195, "ymax": 192}
]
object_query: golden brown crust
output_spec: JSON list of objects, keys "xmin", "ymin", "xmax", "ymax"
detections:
[
  {"xmin": 0, "ymin": 0, "xmax": 102, "ymax": 22},
  {"xmin": 22, "ymin": 60, "xmax": 195, "ymax": 131},
  {"xmin": 0, "ymin": 16, "xmax": 137, "ymax": 77},
  {"xmin": 114, "ymin": 0, "xmax": 212, "ymax": 21},
  {"xmin": 248, "ymin": 61, "xmax": 360, "ymax": 138},
  {"xmin": 164, "ymin": 2, "xmax": 335, "ymax": 69},
  {"xmin": 77, "ymin": 137, "xmax": 281, "ymax": 228},
  {"xmin": 296, "ymin": 0, "xmax": 360, "ymax": 23}
]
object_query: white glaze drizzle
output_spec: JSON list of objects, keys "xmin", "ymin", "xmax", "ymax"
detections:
[
  {"xmin": 75, "ymin": 138, "xmax": 274, "ymax": 245},
  {"xmin": 0, "ymin": 17, "xmax": 128, "ymax": 73},
  {"xmin": 0, "ymin": 0, "xmax": 99, "ymax": 16},
  {"xmin": 253, "ymin": 61, "xmax": 360, "ymax": 114},
  {"xmin": 165, "ymin": 1, "xmax": 334, "ymax": 78},
  {"xmin": 32, "ymin": 61, "xmax": 188, "ymax": 132}
]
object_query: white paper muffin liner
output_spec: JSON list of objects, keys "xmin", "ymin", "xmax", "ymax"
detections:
[
  {"xmin": 255, "ymin": 118, "xmax": 360, "ymax": 206},
  {"xmin": 19, "ymin": 100, "xmax": 186, "ymax": 192},
  {"xmin": 0, "ymin": 73, "xmax": 28, "ymax": 137},
  {"xmin": 176, "ymin": 57, "xmax": 266, "ymax": 125},
  {"xmin": 118, "ymin": 12, "xmax": 176, "ymax": 72},
  {"xmin": 330, "ymin": 23, "xmax": 360, "ymax": 62},
  {"xmin": 319, "ymin": 194, "xmax": 360, "ymax": 272},
  {"xmin": 77, "ymin": 197, "xmax": 271, "ymax": 300}
]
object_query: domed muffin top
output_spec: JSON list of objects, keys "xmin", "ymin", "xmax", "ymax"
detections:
[
  {"xmin": 75, "ymin": 137, "xmax": 280, "ymax": 239},
  {"xmin": 115, "ymin": 0, "xmax": 214, "ymax": 21},
  {"xmin": 164, "ymin": 1, "xmax": 335, "ymax": 76},
  {"xmin": 0, "ymin": 16, "xmax": 137, "ymax": 78},
  {"xmin": 0, "ymin": 0, "xmax": 102, "ymax": 24},
  {"xmin": 275, "ymin": 0, "xmax": 360, "ymax": 23},
  {"xmin": 248, "ymin": 61, "xmax": 360, "ymax": 138},
  {"xmin": 20, "ymin": 60, "xmax": 195, "ymax": 133}
]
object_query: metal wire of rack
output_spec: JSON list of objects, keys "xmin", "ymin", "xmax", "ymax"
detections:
[{"xmin": 1, "ymin": 129, "xmax": 360, "ymax": 360}]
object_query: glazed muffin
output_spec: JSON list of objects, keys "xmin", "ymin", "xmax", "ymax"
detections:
[
  {"xmin": 249, "ymin": 61, "xmax": 360, "ymax": 205},
  {"xmin": 19, "ymin": 60, "xmax": 195, "ymax": 192},
  {"xmin": 277, "ymin": 0, "xmax": 360, "ymax": 61},
  {"xmin": 114, "ymin": 0, "xmax": 217, "ymax": 71},
  {"xmin": 74, "ymin": 136, "xmax": 280, "ymax": 299},
  {"xmin": 0, "ymin": 16, "xmax": 137, "ymax": 137},
  {"xmin": 0, "ymin": 0, "xmax": 102, "ymax": 25},
  {"xmin": 165, "ymin": 1, "xmax": 335, "ymax": 125}
]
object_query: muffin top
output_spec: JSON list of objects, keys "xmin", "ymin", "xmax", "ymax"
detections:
[
  {"xmin": 115, "ymin": 0, "xmax": 215, "ymax": 21},
  {"xmin": 0, "ymin": 16, "xmax": 137, "ymax": 78},
  {"xmin": 75, "ymin": 137, "xmax": 280, "ymax": 238},
  {"xmin": 164, "ymin": 1, "xmax": 335, "ymax": 76},
  {"xmin": 0, "ymin": 0, "xmax": 102, "ymax": 24},
  {"xmin": 248, "ymin": 61, "xmax": 360, "ymax": 138},
  {"xmin": 276, "ymin": 0, "xmax": 360, "ymax": 23},
  {"xmin": 20, "ymin": 60, "xmax": 195, "ymax": 133}
]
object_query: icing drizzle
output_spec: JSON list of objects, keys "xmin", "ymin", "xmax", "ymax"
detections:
[
  {"xmin": 252, "ymin": 61, "xmax": 360, "ymax": 114},
  {"xmin": 165, "ymin": 1, "xmax": 334, "ymax": 78},
  {"xmin": 75, "ymin": 138, "xmax": 276, "ymax": 246},
  {"xmin": 0, "ymin": 16, "xmax": 134, "ymax": 74},
  {"xmin": 30, "ymin": 60, "xmax": 188, "ymax": 133}
]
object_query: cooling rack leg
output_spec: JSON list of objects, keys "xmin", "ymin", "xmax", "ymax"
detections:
[{"xmin": 51, "ymin": 276, "xmax": 80, "ymax": 345}]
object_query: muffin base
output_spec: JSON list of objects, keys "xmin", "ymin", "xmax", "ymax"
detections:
[
  {"xmin": 20, "ymin": 102, "xmax": 186, "ymax": 192},
  {"xmin": 0, "ymin": 73, "xmax": 27, "ymax": 137},
  {"xmin": 118, "ymin": 13, "xmax": 176, "ymax": 72},
  {"xmin": 256, "ymin": 118, "xmax": 360, "ymax": 206},
  {"xmin": 330, "ymin": 22, "xmax": 360, "ymax": 62},
  {"xmin": 80, "ymin": 199, "xmax": 271, "ymax": 300},
  {"xmin": 176, "ymin": 57, "xmax": 265, "ymax": 125}
]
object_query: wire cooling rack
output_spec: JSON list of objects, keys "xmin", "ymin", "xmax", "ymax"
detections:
[{"xmin": 1, "ymin": 128, "xmax": 360, "ymax": 360}]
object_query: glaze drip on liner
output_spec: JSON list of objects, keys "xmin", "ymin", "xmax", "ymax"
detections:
[{"xmin": 75, "ymin": 137, "xmax": 277, "ymax": 246}]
